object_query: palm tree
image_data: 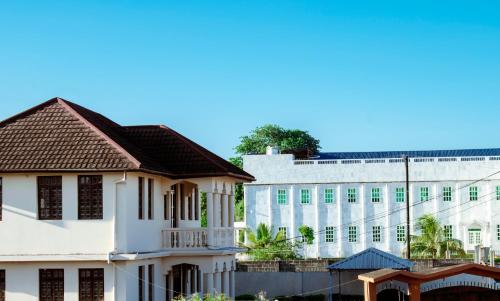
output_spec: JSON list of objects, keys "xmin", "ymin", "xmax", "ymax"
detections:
[
  {"xmin": 410, "ymin": 214, "xmax": 466, "ymax": 259},
  {"xmin": 244, "ymin": 223, "xmax": 297, "ymax": 260}
]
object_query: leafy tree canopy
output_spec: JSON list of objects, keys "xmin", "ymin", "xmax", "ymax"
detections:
[
  {"xmin": 298, "ymin": 225, "xmax": 315, "ymax": 245},
  {"xmin": 244, "ymin": 223, "xmax": 299, "ymax": 260}
]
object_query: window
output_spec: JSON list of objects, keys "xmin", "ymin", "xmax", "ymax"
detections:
[
  {"xmin": 468, "ymin": 229, "xmax": 481, "ymax": 245},
  {"xmin": 348, "ymin": 226, "xmax": 357, "ymax": 243},
  {"xmin": 443, "ymin": 186, "xmax": 452, "ymax": 202},
  {"xmin": 324, "ymin": 188, "xmax": 335, "ymax": 204},
  {"xmin": 38, "ymin": 176, "xmax": 62, "ymax": 220},
  {"xmin": 79, "ymin": 269, "xmax": 104, "ymax": 301},
  {"xmin": 371, "ymin": 188, "xmax": 381, "ymax": 203},
  {"xmin": 138, "ymin": 177, "xmax": 144, "ymax": 219},
  {"xmin": 496, "ymin": 186, "xmax": 500, "ymax": 201},
  {"xmin": 148, "ymin": 178, "xmax": 154, "ymax": 220},
  {"xmin": 395, "ymin": 187, "xmax": 405, "ymax": 203},
  {"xmin": 277, "ymin": 189, "xmax": 287, "ymax": 205},
  {"xmin": 444, "ymin": 225, "xmax": 453, "ymax": 240},
  {"xmin": 325, "ymin": 226, "xmax": 336, "ymax": 243},
  {"xmin": 39, "ymin": 269, "xmax": 64, "ymax": 301},
  {"xmin": 278, "ymin": 227, "xmax": 287, "ymax": 238},
  {"xmin": 0, "ymin": 270, "xmax": 4, "ymax": 301},
  {"xmin": 148, "ymin": 264, "xmax": 154, "ymax": 301},
  {"xmin": 497, "ymin": 225, "xmax": 500, "ymax": 241},
  {"xmin": 469, "ymin": 186, "xmax": 478, "ymax": 201},
  {"xmin": 300, "ymin": 189, "xmax": 311, "ymax": 204},
  {"xmin": 420, "ymin": 187, "xmax": 429, "ymax": 202},
  {"xmin": 372, "ymin": 226, "xmax": 381, "ymax": 242},
  {"xmin": 347, "ymin": 188, "xmax": 357, "ymax": 203},
  {"xmin": 396, "ymin": 225, "xmax": 406, "ymax": 242},
  {"xmin": 78, "ymin": 175, "xmax": 103, "ymax": 219},
  {"xmin": 164, "ymin": 194, "xmax": 169, "ymax": 220},
  {"xmin": 0, "ymin": 177, "xmax": 2, "ymax": 221},
  {"xmin": 138, "ymin": 266, "xmax": 145, "ymax": 301}
]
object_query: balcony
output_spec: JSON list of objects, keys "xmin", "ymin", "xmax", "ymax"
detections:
[{"xmin": 162, "ymin": 227, "xmax": 234, "ymax": 250}]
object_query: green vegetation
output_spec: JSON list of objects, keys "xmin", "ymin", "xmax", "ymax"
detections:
[
  {"xmin": 410, "ymin": 214, "xmax": 466, "ymax": 259},
  {"xmin": 245, "ymin": 223, "xmax": 299, "ymax": 260},
  {"xmin": 174, "ymin": 294, "xmax": 232, "ymax": 301},
  {"xmin": 298, "ymin": 225, "xmax": 314, "ymax": 245}
]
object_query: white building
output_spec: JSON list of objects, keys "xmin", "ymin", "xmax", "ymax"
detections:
[
  {"xmin": 243, "ymin": 146, "xmax": 500, "ymax": 258},
  {"xmin": 0, "ymin": 98, "xmax": 254, "ymax": 300}
]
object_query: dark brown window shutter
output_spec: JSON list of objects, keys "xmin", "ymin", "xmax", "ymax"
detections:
[
  {"xmin": 148, "ymin": 264, "xmax": 154, "ymax": 301},
  {"xmin": 148, "ymin": 179, "xmax": 154, "ymax": 220},
  {"xmin": 138, "ymin": 177, "xmax": 144, "ymax": 220},
  {"xmin": 138, "ymin": 266, "xmax": 145, "ymax": 301},
  {"xmin": 38, "ymin": 176, "xmax": 62, "ymax": 220},
  {"xmin": 79, "ymin": 268, "xmax": 104, "ymax": 301},
  {"xmin": 0, "ymin": 270, "xmax": 4, "ymax": 301},
  {"xmin": 39, "ymin": 269, "xmax": 64, "ymax": 301},
  {"xmin": 78, "ymin": 175, "xmax": 103, "ymax": 220}
]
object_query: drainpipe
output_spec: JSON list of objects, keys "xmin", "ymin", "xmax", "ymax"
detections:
[{"xmin": 110, "ymin": 172, "xmax": 127, "ymax": 300}]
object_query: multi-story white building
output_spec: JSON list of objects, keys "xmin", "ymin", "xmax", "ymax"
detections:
[
  {"xmin": 0, "ymin": 98, "xmax": 254, "ymax": 300},
  {"xmin": 243, "ymin": 147, "xmax": 500, "ymax": 258}
]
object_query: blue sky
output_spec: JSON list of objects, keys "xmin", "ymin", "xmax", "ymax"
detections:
[{"xmin": 1, "ymin": 1, "xmax": 500, "ymax": 159}]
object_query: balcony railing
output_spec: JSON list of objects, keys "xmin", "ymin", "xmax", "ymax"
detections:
[{"xmin": 162, "ymin": 227, "xmax": 235, "ymax": 250}]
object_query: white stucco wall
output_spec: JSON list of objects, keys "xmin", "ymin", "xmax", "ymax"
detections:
[{"xmin": 243, "ymin": 154, "xmax": 500, "ymax": 258}]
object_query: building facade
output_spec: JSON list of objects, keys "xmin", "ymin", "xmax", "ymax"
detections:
[
  {"xmin": 0, "ymin": 98, "xmax": 254, "ymax": 300},
  {"xmin": 243, "ymin": 147, "xmax": 500, "ymax": 258}
]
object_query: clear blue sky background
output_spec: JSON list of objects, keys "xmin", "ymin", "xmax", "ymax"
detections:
[{"xmin": 1, "ymin": 1, "xmax": 500, "ymax": 159}]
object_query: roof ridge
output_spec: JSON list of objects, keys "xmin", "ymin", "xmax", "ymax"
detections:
[{"xmin": 56, "ymin": 98, "xmax": 142, "ymax": 168}]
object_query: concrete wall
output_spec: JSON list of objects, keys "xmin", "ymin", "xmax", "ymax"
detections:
[{"xmin": 243, "ymin": 154, "xmax": 500, "ymax": 257}]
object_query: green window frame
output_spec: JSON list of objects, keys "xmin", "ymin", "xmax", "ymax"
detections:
[
  {"xmin": 347, "ymin": 188, "xmax": 357, "ymax": 203},
  {"xmin": 325, "ymin": 226, "xmax": 336, "ymax": 243},
  {"xmin": 396, "ymin": 225, "xmax": 406, "ymax": 242},
  {"xmin": 443, "ymin": 186, "xmax": 452, "ymax": 202},
  {"xmin": 372, "ymin": 226, "xmax": 381, "ymax": 242},
  {"xmin": 277, "ymin": 189, "xmax": 287, "ymax": 205},
  {"xmin": 444, "ymin": 225, "xmax": 453, "ymax": 240},
  {"xmin": 324, "ymin": 188, "xmax": 335, "ymax": 204},
  {"xmin": 348, "ymin": 226, "xmax": 357, "ymax": 243},
  {"xmin": 496, "ymin": 186, "xmax": 500, "ymax": 201},
  {"xmin": 395, "ymin": 187, "xmax": 405, "ymax": 203},
  {"xmin": 469, "ymin": 186, "xmax": 478, "ymax": 201},
  {"xmin": 371, "ymin": 188, "xmax": 381, "ymax": 203},
  {"xmin": 300, "ymin": 189, "xmax": 311, "ymax": 204},
  {"xmin": 420, "ymin": 187, "xmax": 429, "ymax": 202}
]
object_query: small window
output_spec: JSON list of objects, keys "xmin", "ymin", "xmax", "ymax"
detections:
[
  {"xmin": 300, "ymin": 189, "xmax": 311, "ymax": 204},
  {"xmin": 372, "ymin": 226, "xmax": 381, "ymax": 242},
  {"xmin": 347, "ymin": 188, "xmax": 357, "ymax": 203},
  {"xmin": 278, "ymin": 227, "xmax": 287, "ymax": 238},
  {"xmin": 39, "ymin": 269, "xmax": 64, "ymax": 301},
  {"xmin": 324, "ymin": 188, "xmax": 335, "ymax": 204},
  {"xmin": 148, "ymin": 264, "xmax": 154, "ymax": 301},
  {"xmin": 371, "ymin": 188, "xmax": 381, "ymax": 203},
  {"xmin": 0, "ymin": 270, "xmax": 4, "ymax": 301},
  {"xmin": 79, "ymin": 268, "xmax": 104, "ymax": 301},
  {"xmin": 325, "ymin": 226, "xmax": 336, "ymax": 243},
  {"xmin": 138, "ymin": 177, "xmax": 144, "ymax": 219},
  {"xmin": 396, "ymin": 225, "xmax": 406, "ymax": 242},
  {"xmin": 148, "ymin": 178, "xmax": 154, "ymax": 220},
  {"xmin": 138, "ymin": 266, "xmax": 145, "ymax": 301},
  {"xmin": 277, "ymin": 189, "xmax": 287, "ymax": 205},
  {"xmin": 497, "ymin": 225, "xmax": 500, "ymax": 241},
  {"xmin": 38, "ymin": 176, "xmax": 62, "ymax": 220},
  {"xmin": 444, "ymin": 225, "xmax": 453, "ymax": 240},
  {"xmin": 443, "ymin": 186, "xmax": 452, "ymax": 202},
  {"xmin": 469, "ymin": 186, "xmax": 478, "ymax": 201},
  {"xmin": 496, "ymin": 186, "xmax": 500, "ymax": 201},
  {"xmin": 78, "ymin": 175, "xmax": 103, "ymax": 220},
  {"xmin": 395, "ymin": 187, "xmax": 405, "ymax": 203},
  {"xmin": 420, "ymin": 187, "xmax": 429, "ymax": 202},
  {"xmin": 348, "ymin": 226, "xmax": 357, "ymax": 243},
  {"xmin": 0, "ymin": 177, "xmax": 2, "ymax": 221}
]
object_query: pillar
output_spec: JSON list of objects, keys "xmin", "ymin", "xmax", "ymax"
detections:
[
  {"xmin": 214, "ymin": 192, "xmax": 220, "ymax": 228},
  {"xmin": 186, "ymin": 269, "xmax": 192, "ymax": 296},
  {"xmin": 223, "ymin": 270, "xmax": 230, "ymax": 296},
  {"xmin": 168, "ymin": 271, "xmax": 174, "ymax": 301},
  {"xmin": 222, "ymin": 193, "xmax": 229, "ymax": 228},
  {"xmin": 207, "ymin": 192, "xmax": 214, "ymax": 247},
  {"xmin": 408, "ymin": 283, "xmax": 420, "ymax": 301},
  {"xmin": 193, "ymin": 269, "xmax": 198, "ymax": 294},
  {"xmin": 214, "ymin": 272, "xmax": 221, "ymax": 294},
  {"xmin": 230, "ymin": 270, "xmax": 235, "ymax": 298},
  {"xmin": 363, "ymin": 282, "xmax": 376, "ymax": 301},
  {"xmin": 229, "ymin": 193, "xmax": 235, "ymax": 227},
  {"xmin": 176, "ymin": 184, "xmax": 181, "ymax": 223},
  {"xmin": 205, "ymin": 273, "xmax": 214, "ymax": 295}
]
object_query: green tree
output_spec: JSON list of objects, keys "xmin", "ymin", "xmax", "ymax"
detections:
[
  {"xmin": 298, "ymin": 225, "xmax": 314, "ymax": 245},
  {"xmin": 245, "ymin": 223, "xmax": 299, "ymax": 260},
  {"xmin": 410, "ymin": 214, "xmax": 466, "ymax": 259},
  {"xmin": 229, "ymin": 157, "xmax": 244, "ymax": 222}
]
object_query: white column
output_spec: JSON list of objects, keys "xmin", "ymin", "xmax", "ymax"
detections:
[
  {"xmin": 193, "ymin": 269, "xmax": 198, "ymax": 294},
  {"xmin": 337, "ymin": 185, "xmax": 343, "ymax": 257},
  {"xmin": 360, "ymin": 184, "xmax": 366, "ymax": 250},
  {"xmin": 223, "ymin": 270, "xmax": 230, "ymax": 296},
  {"xmin": 207, "ymin": 192, "xmax": 214, "ymax": 247},
  {"xmin": 229, "ymin": 192, "xmax": 235, "ymax": 227},
  {"xmin": 290, "ymin": 185, "xmax": 295, "ymax": 241},
  {"xmin": 268, "ymin": 185, "xmax": 273, "ymax": 229},
  {"xmin": 198, "ymin": 269, "xmax": 203, "ymax": 295},
  {"xmin": 168, "ymin": 271, "xmax": 174, "ymax": 301},
  {"xmin": 214, "ymin": 272, "xmax": 221, "ymax": 294},
  {"xmin": 176, "ymin": 184, "xmax": 181, "ymax": 223},
  {"xmin": 185, "ymin": 195, "xmax": 190, "ymax": 221},
  {"xmin": 222, "ymin": 193, "xmax": 229, "ymax": 228},
  {"xmin": 230, "ymin": 270, "xmax": 236, "ymax": 298},
  {"xmin": 314, "ymin": 185, "xmax": 320, "ymax": 258},
  {"xmin": 192, "ymin": 187, "xmax": 196, "ymax": 220},
  {"xmin": 205, "ymin": 273, "xmax": 214, "ymax": 295},
  {"xmin": 186, "ymin": 269, "xmax": 192, "ymax": 296},
  {"xmin": 214, "ymin": 192, "xmax": 220, "ymax": 228}
]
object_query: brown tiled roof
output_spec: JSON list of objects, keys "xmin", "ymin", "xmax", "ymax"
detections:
[{"xmin": 0, "ymin": 98, "xmax": 254, "ymax": 181}]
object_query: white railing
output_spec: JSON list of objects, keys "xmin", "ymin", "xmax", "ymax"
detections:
[
  {"xmin": 213, "ymin": 227, "xmax": 235, "ymax": 248},
  {"xmin": 162, "ymin": 228, "xmax": 208, "ymax": 249}
]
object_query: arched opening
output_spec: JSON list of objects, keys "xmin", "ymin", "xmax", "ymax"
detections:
[{"xmin": 167, "ymin": 264, "xmax": 202, "ymax": 300}]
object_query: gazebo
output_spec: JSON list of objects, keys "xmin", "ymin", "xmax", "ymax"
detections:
[
  {"xmin": 328, "ymin": 248, "xmax": 414, "ymax": 300},
  {"xmin": 358, "ymin": 263, "xmax": 500, "ymax": 301}
]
